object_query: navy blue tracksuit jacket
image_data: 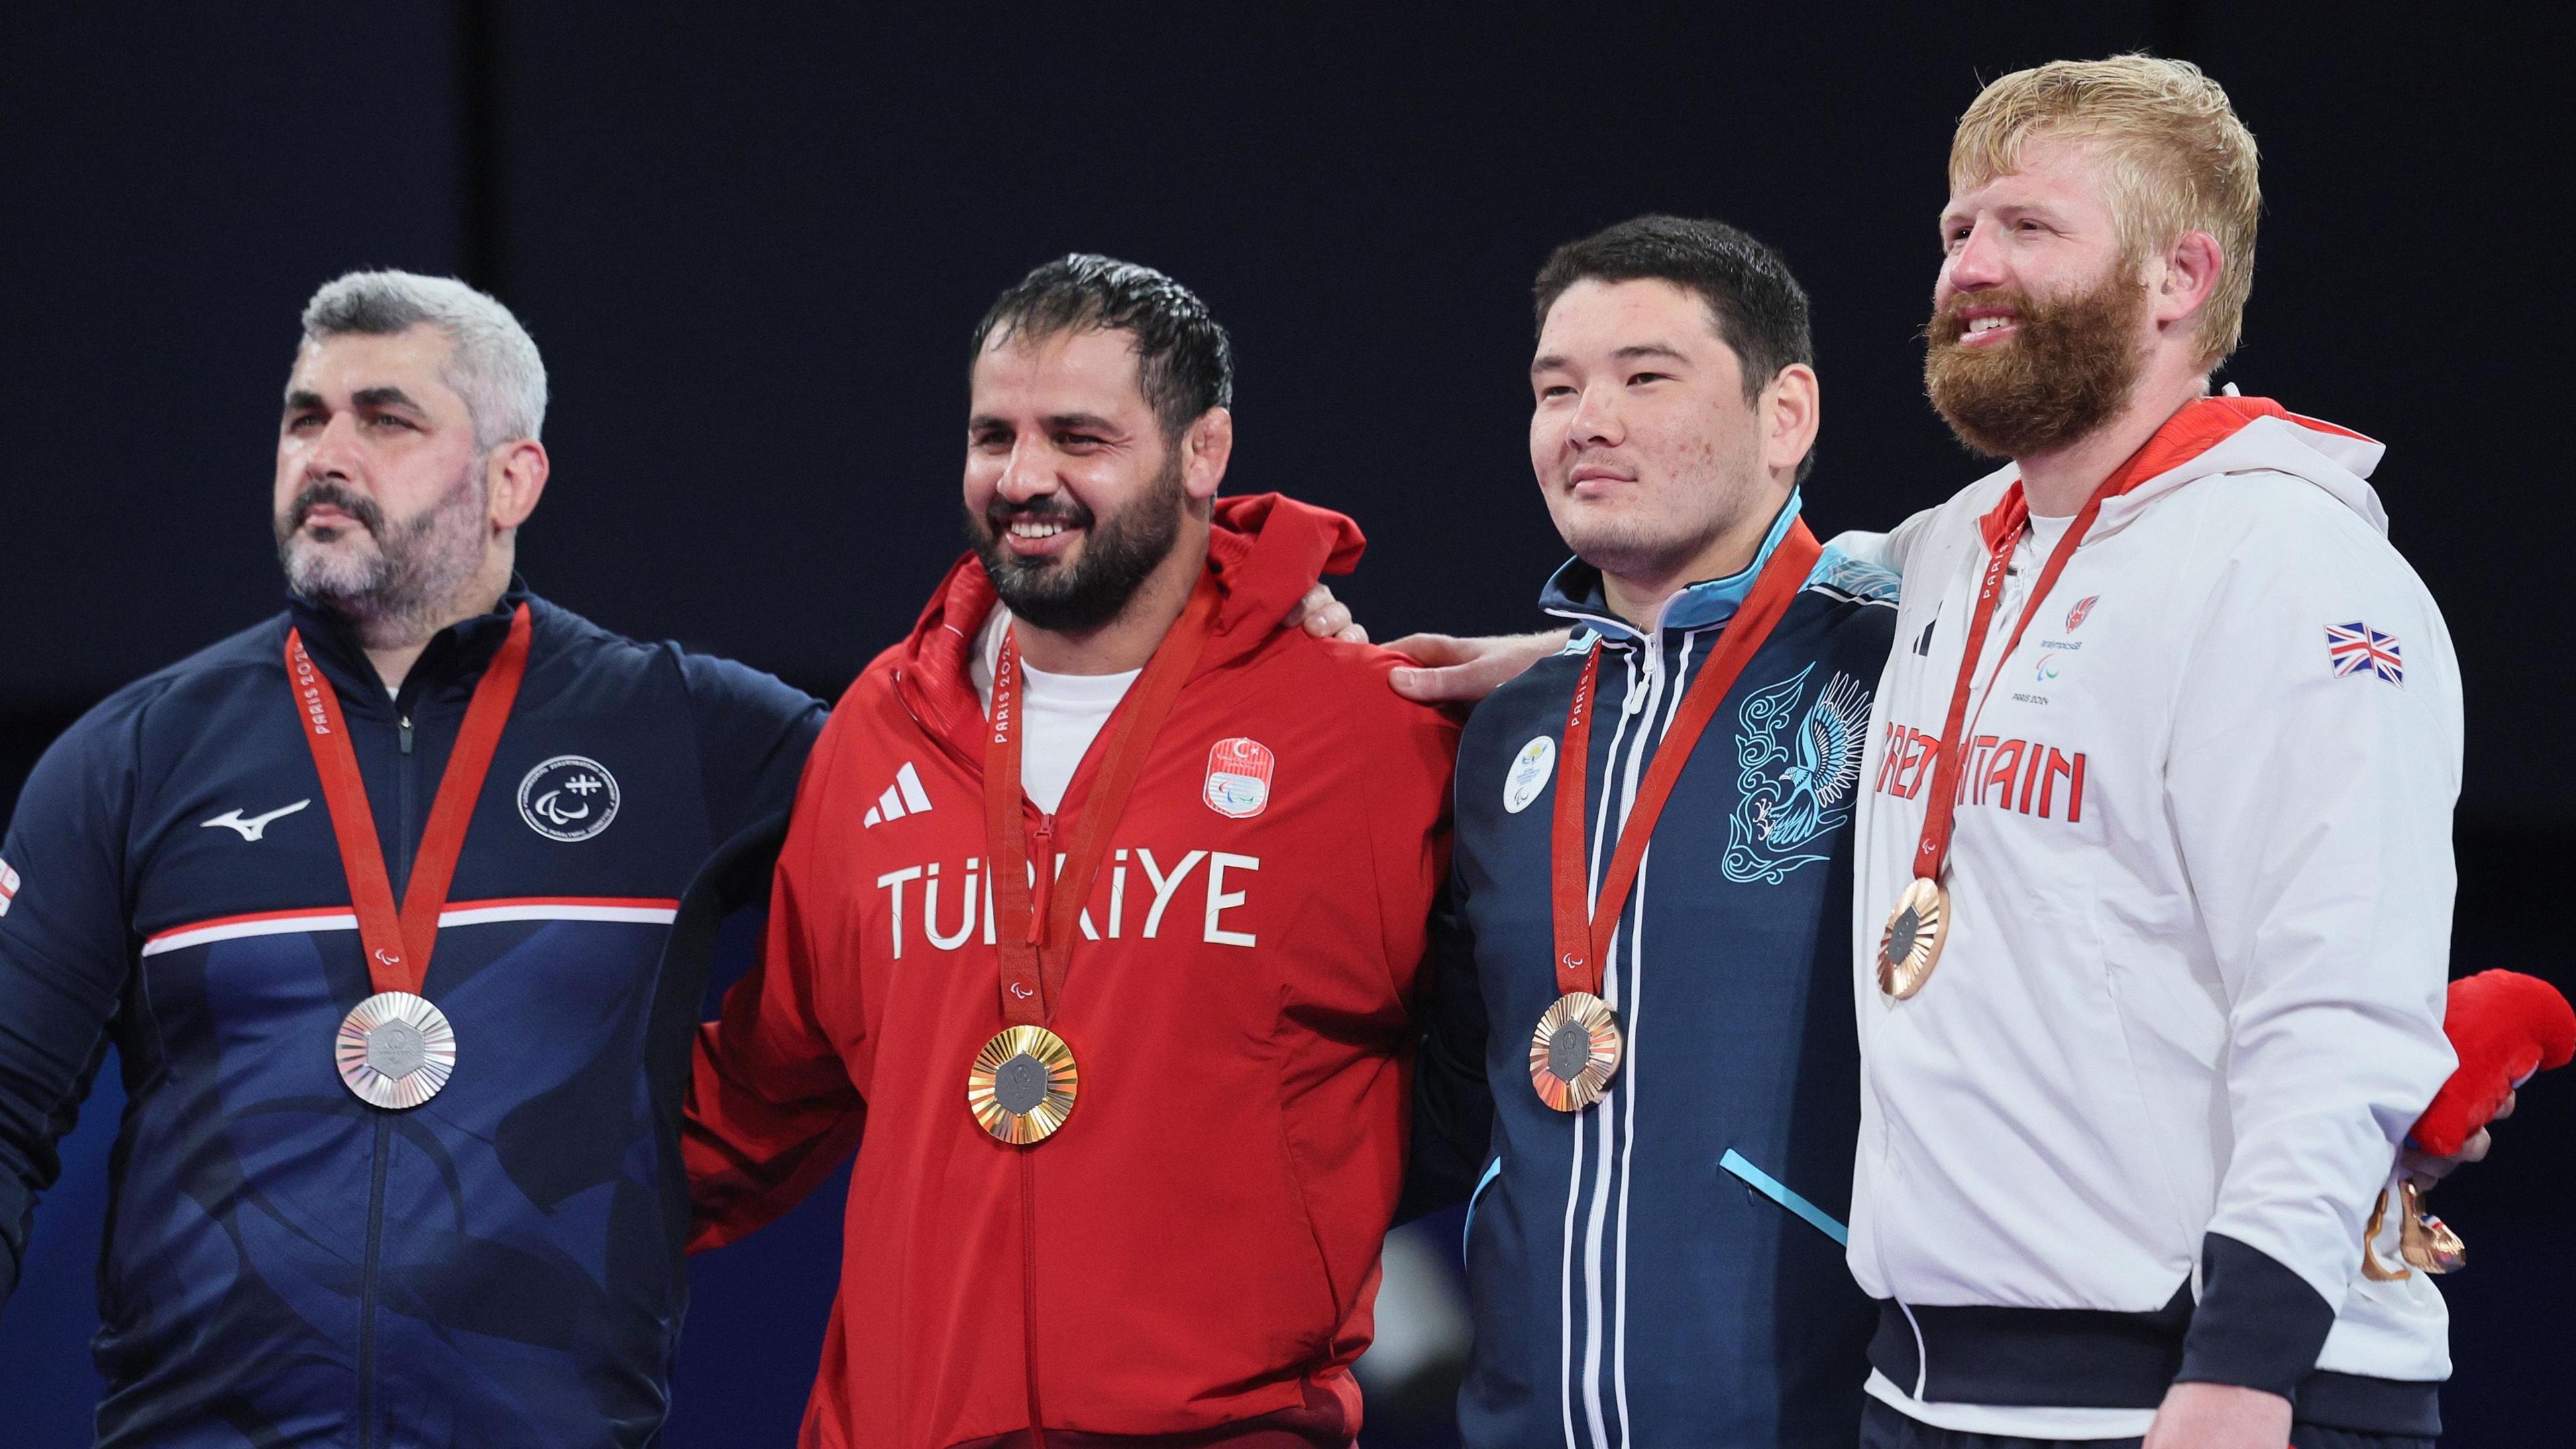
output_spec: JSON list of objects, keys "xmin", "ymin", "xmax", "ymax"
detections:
[
  {"xmin": 0, "ymin": 589, "xmax": 822, "ymax": 1447},
  {"xmin": 1410, "ymin": 498, "xmax": 1898, "ymax": 1448}
]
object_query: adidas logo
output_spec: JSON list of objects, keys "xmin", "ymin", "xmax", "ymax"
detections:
[{"xmin": 863, "ymin": 762, "xmax": 936, "ymax": 828}]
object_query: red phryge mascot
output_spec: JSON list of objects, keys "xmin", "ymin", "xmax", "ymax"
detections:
[{"xmin": 2375, "ymin": 971, "xmax": 2576, "ymax": 1277}]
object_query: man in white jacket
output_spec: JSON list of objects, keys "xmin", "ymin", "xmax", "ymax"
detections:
[
  {"xmin": 1381, "ymin": 54, "xmax": 2465, "ymax": 1449},
  {"xmin": 1844, "ymin": 56, "xmax": 2455, "ymax": 1449}
]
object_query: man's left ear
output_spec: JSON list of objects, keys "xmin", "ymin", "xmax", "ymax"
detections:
[
  {"xmin": 1183, "ymin": 407, "xmax": 1234, "ymax": 502},
  {"xmin": 1763, "ymin": 364, "xmax": 1822, "ymax": 482},
  {"xmin": 487, "ymin": 439, "xmax": 551, "ymax": 530},
  {"xmin": 2154, "ymin": 230, "xmax": 2224, "ymax": 327}
]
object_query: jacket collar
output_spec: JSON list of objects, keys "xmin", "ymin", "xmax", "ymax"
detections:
[
  {"xmin": 1539, "ymin": 489, "xmax": 1804, "ymax": 646},
  {"xmin": 286, "ymin": 579, "xmax": 535, "ymax": 714},
  {"xmin": 893, "ymin": 494, "xmax": 1368, "ymax": 771},
  {"xmin": 1968, "ymin": 394, "xmax": 2392, "ymax": 551}
]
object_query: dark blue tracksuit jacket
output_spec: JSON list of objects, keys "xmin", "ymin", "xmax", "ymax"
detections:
[
  {"xmin": 0, "ymin": 588, "xmax": 822, "ymax": 1447},
  {"xmin": 1409, "ymin": 497, "xmax": 1898, "ymax": 1448}
]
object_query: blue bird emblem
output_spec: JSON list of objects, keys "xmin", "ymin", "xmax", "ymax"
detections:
[{"xmin": 1724, "ymin": 665, "xmax": 1870, "ymax": 884}]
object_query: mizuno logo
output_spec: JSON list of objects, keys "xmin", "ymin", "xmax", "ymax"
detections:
[
  {"xmin": 201, "ymin": 800, "xmax": 313, "ymax": 842},
  {"xmin": 863, "ymin": 763, "xmax": 936, "ymax": 828}
]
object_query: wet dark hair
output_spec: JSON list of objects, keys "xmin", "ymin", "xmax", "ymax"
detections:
[
  {"xmin": 971, "ymin": 254, "xmax": 1234, "ymax": 441},
  {"xmin": 1533, "ymin": 215, "xmax": 1817, "ymax": 482}
]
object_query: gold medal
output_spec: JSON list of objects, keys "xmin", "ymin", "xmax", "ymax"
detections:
[
  {"xmin": 335, "ymin": 990, "xmax": 458, "ymax": 1110},
  {"xmin": 1877, "ymin": 877, "xmax": 1948, "ymax": 1000},
  {"xmin": 968, "ymin": 1024, "xmax": 1079, "ymax": 1144},
  {"xmin": 1528, "ymin": 991, "xmax": 1623, "ymax": 1112}
]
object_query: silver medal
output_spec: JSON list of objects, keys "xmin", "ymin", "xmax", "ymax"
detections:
[{"xmin": 335, "ymin": 991, "xmax": 458, "ymax": 1109}]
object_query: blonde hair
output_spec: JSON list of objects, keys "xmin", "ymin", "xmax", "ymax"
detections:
[{"xmin": 1951, "ymin": 54, "xmax": 2260, "ymax": 370}]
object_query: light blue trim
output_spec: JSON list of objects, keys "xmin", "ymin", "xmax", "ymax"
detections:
[
  {"xmin": 1719, "ymin": 1148, "xmax": 1848, "ymax": 1246},
  {"xmin": 1806, "ymin": 542, "xmax": 1902, "ymax": 606},
  {"xmin": 1462, "ymin": 1156, "xmax": 1503, "ymax": 1256}
]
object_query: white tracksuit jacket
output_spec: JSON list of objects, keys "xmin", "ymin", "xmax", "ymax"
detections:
[{"xmin": 1845, "ymin": 399, "xmax": 2460, "ymax": 1440}]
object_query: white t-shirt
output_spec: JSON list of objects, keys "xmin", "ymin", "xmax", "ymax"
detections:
[{"xmin": 969, "ymin": 608, "xmax": 1141, "ymax": 814}]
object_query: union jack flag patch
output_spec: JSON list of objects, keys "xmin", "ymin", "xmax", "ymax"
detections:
[{"xmin": 2326, "ymin": 622, "xmax": 2403, "ymax": 684}]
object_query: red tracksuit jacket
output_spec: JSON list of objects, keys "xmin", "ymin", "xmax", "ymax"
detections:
[{"xmin": 685, "ymin": 494, "xmax": 1458, "ymax": 1448}]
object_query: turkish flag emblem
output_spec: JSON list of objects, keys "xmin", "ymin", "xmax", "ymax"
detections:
[{"xmin": 1203, "ymin": 737, "xmax": 1275, "ymax": 820}]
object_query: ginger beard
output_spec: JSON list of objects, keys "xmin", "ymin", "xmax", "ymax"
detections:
[
  {"xmin": 964, "ymin": 445, "xmax": 1186, "ymax": 633},
  {"xmin": 275, "ymin": 462, "xmax": 492, "ymax": 639},
  {"xmin": 1924, "ymin": 263, "xmax": 2153, "ymax": 460}
]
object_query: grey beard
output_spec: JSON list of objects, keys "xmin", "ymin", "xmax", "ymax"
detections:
[{"xmin": 278, "ymin": 467, "xmax": 491, "ymax": 648}]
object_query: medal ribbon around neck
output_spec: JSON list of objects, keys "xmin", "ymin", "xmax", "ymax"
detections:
[
  {"xmin": 286, "ymin": 602, "xmax": 533, "ymax": 1108},
  {"xmin": 1534, "ymin": 519, "xmax": 1821, "ymax": 1111},
  {"xmin": 1880, "ymin": 400, "xmax": 2236, "ymax": 998},
  {"xmin": 971, "ymin": 574, "xmax": 1222, "ymax": 1144}
]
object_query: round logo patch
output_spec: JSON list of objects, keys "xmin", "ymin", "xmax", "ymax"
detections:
[
  {"xmin": 517, "ymin": 755, "xmax": 621, "ymax": 842},
  {"xmin": 1503, "ymin": 735, "xmax": 1556, "ymax": 814}
]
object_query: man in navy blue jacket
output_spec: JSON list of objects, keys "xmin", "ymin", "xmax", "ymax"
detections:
[
  {"xmin": 1405, "ymin": 217, "xmax": 1893, "ymax": 1448},
  {"xmin": 0, "ymin": 271, "xmax": 824, "ymax": 1446}
]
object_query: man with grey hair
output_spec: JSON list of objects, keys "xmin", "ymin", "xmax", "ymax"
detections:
[{"xmin": 0, "ymin": 268, "xmax": 828, "ymax": 1446}]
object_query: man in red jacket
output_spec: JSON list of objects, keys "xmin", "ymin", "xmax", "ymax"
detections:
[{"xmin": 684, "ymin": 254, "xmax": 1458, "ymax": 1448}]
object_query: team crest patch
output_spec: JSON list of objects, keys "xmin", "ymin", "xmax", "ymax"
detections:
[
  {"xmin": 0, "ymin": 856, "xmax": 19, "ymax": 918},
  {"xmin": 1724, "ymin": 665, "xmax": 1870, "ymax": 885},
  {"xmin": 2065, "ymin": 595, "xmax": 2099, "ymax": 631},
  {"xmin": 2326, "ymin": 622, "xmax": 2403, "ymax": 684},
  {"xmin": 1203, "ymin": 737, "xmax": 1274, "ymax": 819},
  {"xmin": 518, "ymin": 755, "xmax": 621, "ymax": 841},
  {"xmin": 1503, "ymin": 735, "xmax": 1555, "ymax": 814}
]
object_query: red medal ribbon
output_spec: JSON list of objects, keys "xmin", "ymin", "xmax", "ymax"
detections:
[
  {"xmin": 286, "ymin": 603, "xmax": 534, "ymax": 996},
  {"xmin": 1904, "ymin": 396, "xmax": 2260, "ymax": 885},
  {"xmin": 1549, "ymin": 519, "xmax": 1822, "ymax": 1000},
  {"xmin": 982, "ymin": 576, "xmax": 1221, "ymax": 1025}
]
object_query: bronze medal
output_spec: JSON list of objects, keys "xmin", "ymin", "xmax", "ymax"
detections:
[
  {"xmin": 1874, "ymin": 433, "xmax": 2185, "ymax": 1006},
  {"xmin": 1536, "ymin": 521, "xmax": 1825, "ymax": 1116},
  {"xmin": 2397, "ymin": 1181, "xmax": 2465, "ymax": 1275},
  {"xmin": 1877, "ymin": 876, "xmax": 1948, "ymax": 1000},
  {"xmin": 1529, "ymin": 991, "xmax": 1622, "ymax": 1112},
  {"xmin": 335, "ymin": 990, "xmax": 459, "ymax": 1110},
  {"xmin": 967, "ymin": 1024, "xmax": 1079, "ymax": 1144}
]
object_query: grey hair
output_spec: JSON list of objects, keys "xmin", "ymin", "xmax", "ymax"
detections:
[{"xmin": 299, "ymin": 270, "xmax": 547, "ymax": 449}]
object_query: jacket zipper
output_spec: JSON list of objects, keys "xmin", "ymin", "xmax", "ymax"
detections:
[
  {"xmin": 358, "ymin": 709, "xmax": 417, "ymax": 1449},
  {"xmin": 1020, "ymin": 1152, "xmax": 1048, "ymax": 1448},
  {"xmin": 1026, "ymin": 814, "xmax": 1055, "ymax": 945}
]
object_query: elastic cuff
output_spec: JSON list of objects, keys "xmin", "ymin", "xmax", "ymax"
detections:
[{"xmin": 2175, "ymin": 1231, "xmax": 2336, "ymax": 1397}]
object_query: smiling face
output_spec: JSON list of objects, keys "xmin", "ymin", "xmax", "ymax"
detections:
[
  {"xmin": 1925, "ymin": 133, "xmax": 2156, "ymax": 460},
  {"xmin": 273, "ymin": 325, "xmax": 498, "ymax": 630},
  {"xmin": 963, "ymin": 325, "xmax": 1196, "ymax": 633},
  {"xmin": 1529, "ymin": 278, "xmax": 1781, "ymax": 598}
]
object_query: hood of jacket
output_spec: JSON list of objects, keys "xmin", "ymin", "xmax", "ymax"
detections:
[
  {"xmin": 1970, "ymin": 395, "xmax": 2392, "ymax": 549},
  {"xmin": 888, "ymin": 491, "xmax": 1367, "ymax": 763}
]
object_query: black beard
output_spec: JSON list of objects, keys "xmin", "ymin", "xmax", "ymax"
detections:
[
  {"xmin": 965, "ymin": 453, "xmax": 1185, "ymax": 632},
  {"xmin": 1923, "ymin": 268, "xmax": 2151, "ymax": 460}
]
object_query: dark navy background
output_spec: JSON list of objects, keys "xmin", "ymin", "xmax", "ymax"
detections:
[{"xmin": 2, "ymin": 3, "xmax": 2567, "ymax": 1444}]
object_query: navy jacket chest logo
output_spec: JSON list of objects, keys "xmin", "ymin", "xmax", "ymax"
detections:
[{"xmin": 1723, "ymin": 663, "xmax": 1870, "ymax": 885}]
